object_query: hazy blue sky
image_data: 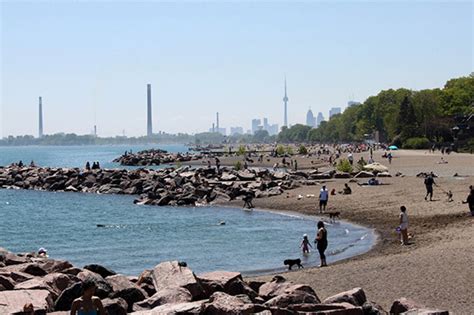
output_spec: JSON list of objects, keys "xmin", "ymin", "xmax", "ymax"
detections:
[{"xmin": 1, "ymin": 1, "xmax": 472, "ymax": 137}]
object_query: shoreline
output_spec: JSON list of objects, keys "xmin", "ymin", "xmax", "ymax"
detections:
[{"xmin": 214, "ymin": 204, "xmax": 379, "ymax": 277}]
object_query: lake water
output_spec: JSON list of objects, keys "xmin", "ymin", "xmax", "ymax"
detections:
[
  {"xmin": 0, "ymin": 144, "xmax": 189, "ymax": 169},
  {"xmin": 0, "ymin": 145, "xmax": 375, "ymax": 275}
]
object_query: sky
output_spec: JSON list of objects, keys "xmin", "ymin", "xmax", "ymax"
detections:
[{"xmin": 1, "ymin": 1, "xmax": 473, "ymax": 137}]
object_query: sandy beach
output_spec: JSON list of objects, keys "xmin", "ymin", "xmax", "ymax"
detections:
[{"xmin": 217, "ymin": 149, "xmax": 474, "ymax": 313}]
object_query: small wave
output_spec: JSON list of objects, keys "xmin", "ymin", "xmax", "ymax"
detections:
[{"xmin": 328, "ymin": 244, "xmax": 355, "ymax": 256}]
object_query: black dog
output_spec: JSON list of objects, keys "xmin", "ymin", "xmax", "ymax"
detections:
[
  {"xmin": 283, "ymin": 259, "xmax": 303, "ymax": 270},
  {"xmin": 328, "ymin": 211, "xmax": 340, "ymax": 221}
]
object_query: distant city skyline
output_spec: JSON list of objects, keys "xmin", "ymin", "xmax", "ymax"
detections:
[{"xmin": 1, "ymin": 1, "xmax": 472, "ymax": 137}]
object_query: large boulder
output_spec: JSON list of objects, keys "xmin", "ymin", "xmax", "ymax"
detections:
[
  {"xmin": 202, "ymin": 292, "xmax": 254, "ymax": 315},
  {"xmin": 354, "ymin": 171, "xmax": 374, "ymax": 178},
  {"xmin": 15, "ymin": 273, "xmax": 77, "ymax": 299},
  {"xmin": 237, "ymin": 171, "xmax": 256, "ymax": 181},
  {"xmin": 264, "ymin": 291, "xmax": 320, "ymax": 308},
  {"xmin": 258, "ymin": 276, "xmax": 318, "ymax": 302},
  {"xmin": 54, "ymin": 282, "xmax": 82, "ymax": 311},
  {"xmin": 131, "ymin": 300, "xmax": 206, "ymax": 314},
  {"xmin": 22, "ymin": 263, "xmax": 48, "ymax": 276},
  {"xmin": 134, "ymin": 287, "xmax": 192, "ymax": 310},
  {"xmin": 0, "ymin": 271, "xmax": 33, "ymax": 283},
  {"xmin": 3, "ymin": 252, "xmax": 30, "ymax": 266},
  {"xmin": 287, "ymin": 302, "xmax": 357, "ymax": 312},
  {"xmin": 42, "ymin": 260, "xmax": 73, "ymax": 274},
  {"xmin": 0, "ymin": 289, "xmax": 54, "ymax": 314},
  {"xmin": 390, "ymin": 298, "xmax": 424, "ymax": 314},
  {"xmin": 151, "ymin": 261, "xmax": 204, "ymax": 300},
  {"xmin": 102, "ymin": 297, "xmax": 128, "ymax": 315},
  {"xmin": 83, "ymin": 264, "xmax": 116, "ymax": 278},
  {"xmin": 401, "ymin": 309, "xmax": 449, "ymax": 315},
  {"xmin": 77, "ymin": 269, "xmax": 112, "ymax": 298},
  {"xmin": 0, "ymin": 274, "xmax": 15, "ymax": 290},
  {"xmin": 197, "ymin": 271, "xmax": 242, "ymax": 296},
  {"xmin": 110, "ymin": 287, "xmax": 147, "ymax": 312},
  {"xmin": 323, "ymin": 287, "xmax": 367, "ymax": 306},
  {"xmin": 362, "ymin": 301, "xmax": 388, "ymax": 315}
]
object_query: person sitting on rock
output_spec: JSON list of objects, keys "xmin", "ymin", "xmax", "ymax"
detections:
[
  {"xmin": 70, "ymin": 277, "xmax": 106, "ymax": 315},
  {"xmin": 18, "ymin": 160, "xmax": 24, "ymax": 167},
  {"xmin": 85, "ymin": 161, "xmax": 91, "ymax": 171}
]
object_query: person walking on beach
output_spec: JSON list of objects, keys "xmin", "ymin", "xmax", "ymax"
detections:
[
  {"xmin": 399, "ymin": 206, "xmax": 409, "ymax": 245},
  {"xmin": 319, "ymin": 185, "xmax": 329, "ymax": 213},
  {"xmin": 300, "ymin": 234, "xmax": 312, "ymax": 254},
  {"xmin": 424, "ymin": 172, "xmax": 437, "ymax": 201},
  {"xmin": 70, "ymin": 277, "xmax": 106, "ymax": 315},
  {"xmin": 314, "ymin": 221, "xmax": 328, "ymax": 267},
  {"xmin": 462, "ymin": 186, "xmax": 474, "ymax": 216},
  {"xmin": 215, "ymin": 157, "xmax": 221, "ymax": 173}
]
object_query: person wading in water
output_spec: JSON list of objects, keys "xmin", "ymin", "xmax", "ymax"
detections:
[{"xmin": 314, "ymin": 221, "xmax": 328, "ymax": 267}]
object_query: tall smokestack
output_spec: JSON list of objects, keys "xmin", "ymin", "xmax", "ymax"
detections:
[
  {"xmin": 147, "ymin": 84, "xmax": 153, "ymax": 137},
  {"xmin": 38, "ymin": 97, "xmax": 43, "ymax": 138},
  {"xmin": 216, "ymin": 112, "xmax": 219, "ymax": 130}
]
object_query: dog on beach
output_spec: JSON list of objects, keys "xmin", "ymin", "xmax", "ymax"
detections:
[
  {"xmin": 283, "ymin": 258, "xmax": 304, "ymax": 270},
  {"xmin": 327, "ymin": 211, "xmax": 341, "ymax": 221}
]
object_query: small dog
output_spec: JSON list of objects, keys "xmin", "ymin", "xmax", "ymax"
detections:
[
  {"xmin": 327, "ymin": 211, "xmax": 341, "ymax": 221},
  {"xmin": 283, "ymin": 259, "xmax": 304, "ymax": 270}
]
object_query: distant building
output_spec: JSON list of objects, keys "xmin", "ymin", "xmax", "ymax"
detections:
[
  {"xmin": 147, "ymin": 84, "xmax": 153, "ymax": 137},
  {"xmin": 263, "ymin": 118, "xmax": 269, "ymax": 130},
  {"xmin": 267, "ymin": 124, "xmax": 279, "ymax": 135},
  {"xmin": 306, "ymin": 109, "xmax": 316, "ymax": 127},
  {"xmin": 316, "ymin": 112, "xmax": 325, "ymax": 127},
  {"xmin": 329, "ymin": 107, "xmax": 341, "ymax": 119},
  {"xmin": 230, "ymin": 127, "xmax": 244, "ymax": 136},
  {"xmin": 251, "ymin": 119, "xmax": 262, "ymax": 134},
  {"xmin": 347, "ymin": 101, "xmax": 361, "ymax": 108}
]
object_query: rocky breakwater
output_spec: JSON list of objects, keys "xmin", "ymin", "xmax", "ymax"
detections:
[
  {"xmin": 0, "ymin": 165, "xmax": 308, "ymax": 206},
  {"xmin": 0, "ymin": 248, "xmax": 449, "ymax": 314},
  {"xmin": 113, "ymin": 149, "xmax": 203, "ymax": 166}
]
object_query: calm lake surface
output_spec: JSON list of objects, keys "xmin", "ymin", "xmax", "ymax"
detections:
[{"xmin": 0, "ymin": 145, "xmax": 375, "ymax": 275}]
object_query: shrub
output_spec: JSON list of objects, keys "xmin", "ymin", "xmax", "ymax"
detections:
[
  {"xmin": 336, "ymin": 158, "xmax": 353, "ymax": 173},
  {"xmin": 403, "ymin": 137, "xmax": 431, "ymax": 149},
  {"xmin": 286, "ymin": 146, "xmax": 294, "ymax": 155},
  {"xmin": 234, "ymin": 161, "xmax": 242, "ymax": 171},
  {"xmin": 276, "ymin": 145, "xmax": 285, "ymax": 156},
  {"xmin": 298, "ymin": 145, "xmax": 308, "ymax": 155},
  {"xmin": 237, "ymin": 145, "xmax": 246, "ymax": 156}
]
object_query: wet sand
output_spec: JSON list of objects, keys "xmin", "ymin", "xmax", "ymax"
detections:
[{"xmin": 221, "ymin": 150, "xmax": 474, "ymax": 313}]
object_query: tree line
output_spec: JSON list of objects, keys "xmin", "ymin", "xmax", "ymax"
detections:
[{"xmin": 278, "ymin": 73, "xmax": 474, "ymax": 149}]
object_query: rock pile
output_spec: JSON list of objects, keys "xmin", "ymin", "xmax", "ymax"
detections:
[
  {"xmin": 0, "ymin": 248, "xmax": 448, "ymax": 314},
  {"xmin": 113, "ymin": 149, "xmax": 203, "ymax": 166},
  {"xmin": 0, "ymin": 165, "xmax": 306, "ymax": 207}
]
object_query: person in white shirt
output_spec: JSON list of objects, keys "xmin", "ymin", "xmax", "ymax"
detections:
[
  {"xmin": 399, "ymin": 206, "xmax": 409, "ymax": 245},
  {"xmin": 319, "ymin": 185, "xmax": 329, "ymax": 213}
]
